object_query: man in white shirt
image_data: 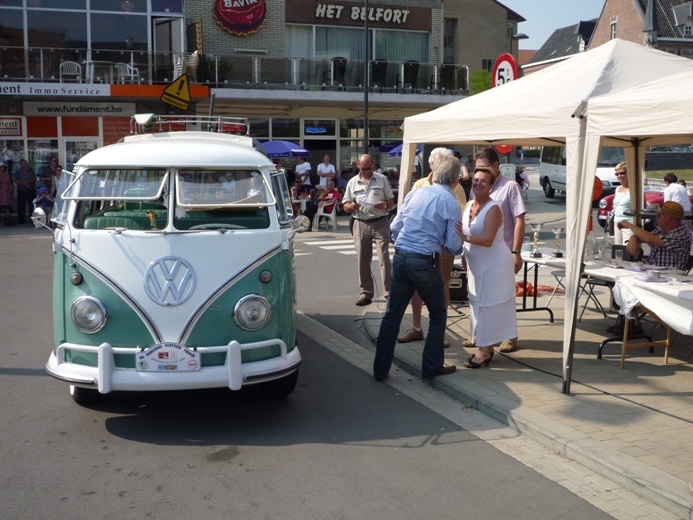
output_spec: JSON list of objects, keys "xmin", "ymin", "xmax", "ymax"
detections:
[
  {"xmin": 316, "ymin": 155, "xmax": 335, "ymax": 188},
  {"xmin": 663, "ymin": 172, "xmax": 692, "ymax": 213},
  {"xmin": 295, "ymin": 156, "xmax": 312, "ymax": 194}
]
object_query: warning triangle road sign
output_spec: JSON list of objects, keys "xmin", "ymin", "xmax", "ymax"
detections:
[{"xmin": 161, "ymin": 75, "xmax": 191, "ymax": 110}]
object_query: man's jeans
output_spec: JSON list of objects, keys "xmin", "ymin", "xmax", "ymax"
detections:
[{"xmin": 373, "ymin": 251, "xmax": 447, "ymax": 379}]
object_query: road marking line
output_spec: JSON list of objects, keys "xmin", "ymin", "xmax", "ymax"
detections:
[
  {"xmin": 303, "ymin": 239, "xmax": 354, "ymax": 245},
  {"xmin": 319, "ymin": 245, "xmax": 357, "ymax": 250}
]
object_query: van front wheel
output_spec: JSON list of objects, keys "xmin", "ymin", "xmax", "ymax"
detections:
[
  {"xmin": 70, "ymin": 385, "xmax": 100, "ymax": 405},
  {"xmin": 543, "ymin": 178, "xmax": 555, "ymax": 198},
  {"xmin": 262, "ymin": 369, "xmax": 299, "ymax": 398}
]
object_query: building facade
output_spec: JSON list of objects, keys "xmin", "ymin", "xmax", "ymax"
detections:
[
  {"xmin": 0, "ymin": 0, "xmax": 524, "ymax": 178},
  {"xmin": 589, "ymin": 0, "xmax": 693, "ymax": 57}
]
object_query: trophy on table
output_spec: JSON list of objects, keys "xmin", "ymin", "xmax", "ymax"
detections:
[
  {"xmin": 552, "ymin": 226, "xmax": 564, "ymax": 258},
  {"xmin": 530, "ymin": 222, "xmax": 543, "ymax": 258}
]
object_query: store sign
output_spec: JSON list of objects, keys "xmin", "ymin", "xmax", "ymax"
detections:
[
  {"xmin": 305, "ymin": 126, "xmax": 328, "ymax": 134},
  {"xmin": 23, "ymin": 102, "xmax": 136, "ymax": 117},
  {"xmin": 0, "ymin": 117, "xmax": 21, "ymax": 136},
  {"xmin": 0, "ymin": 82, "xmax": 110, "ymax": 97},
  {"xmin": 214, "ymin": 0, "xmax": 267, "ymax": 36},
  {"xmin": 315, "ymin": 4, "xmax": 410, "ymax": 23}
]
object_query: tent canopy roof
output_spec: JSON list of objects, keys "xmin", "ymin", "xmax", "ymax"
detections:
[
  {"xmin": 587, "ymin": 66, "xmax": 693, "ymax": 146},
  {"xmin": 402, "ymin": 39, "xmax": 693, "ymax": 147}
]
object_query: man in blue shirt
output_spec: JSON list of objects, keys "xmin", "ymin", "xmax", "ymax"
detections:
[{"xmin": 373, "ymin": 154, "xmax": 464, "ymax": 381}]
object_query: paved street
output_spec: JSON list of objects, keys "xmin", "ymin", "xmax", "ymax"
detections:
[
  {"xmin": 1, "ymin": 174, "xmax": 691, "ymax": 520},
  {"xmin": 1, "ymin": 230, "xmax": 612, "ymax": 520}
]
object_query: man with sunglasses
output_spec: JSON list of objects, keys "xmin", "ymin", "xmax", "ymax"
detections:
[
  {"xmin": 618, "ymin": 201, "xmax": 691, "ymax": 271},
  {"xmin": 343, "ymin": 154, "xmax": 394, "ymax": 306}
]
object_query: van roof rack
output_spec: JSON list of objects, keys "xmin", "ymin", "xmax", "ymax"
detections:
[{"xmin": 130, "ymin": 114, "xmax": 250, "ymax": 136}]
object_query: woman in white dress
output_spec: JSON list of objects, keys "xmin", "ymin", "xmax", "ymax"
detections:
[{"xmin": 461, "ymin": 167, "xmax": 517, "ymax": 368}]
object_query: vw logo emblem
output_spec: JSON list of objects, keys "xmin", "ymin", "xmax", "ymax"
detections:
[{"xmin": 144, "ymin": 256, "xmax": 196, "ymax": 306}]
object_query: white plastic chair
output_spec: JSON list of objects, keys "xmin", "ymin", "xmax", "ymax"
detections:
[
  {"xmin": 175, "ymin": 50, "xmax": 199, "ymax": 81},
  {"xmin": 313, "ymin": 205, "xmax": 337, "ymax": 231},
  {"xmin": 115, "ymin": 62, "xmax": 141, "ymax": 84},
  {"xmin": 59, "ymin": 61, "xmax": 82, "ymax": 83}
]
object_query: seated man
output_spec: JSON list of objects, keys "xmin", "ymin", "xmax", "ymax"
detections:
[
  {"xmin": 302, "ymin": 179, "xmax": 340, "ymax": 232},
  {"xmin": 618, "ymin": 201, "xmax": 692, "ymax": 271}
]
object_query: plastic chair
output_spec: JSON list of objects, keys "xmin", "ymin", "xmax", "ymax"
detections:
[
  {"xmin": 371, "ymin": 60, "xmax": 388, "ymax": 92},
  {"xmin": 402, "ymin": 60, "xmax": 419, "ymax": 92},
  {"xmin": 323, "ymin": 56, "xmax": 347, "ymax": 90},
  {"xmin": 175, "ymin": 51, "xmax": 199, "ymax": 81},
  {"xmin": 313, "ymin": 206, "xmax": 337, "ymax": 232},
  {"xmin": 59, "ymin": 61, "xmax": 82, "ymax": 83},
  {"xmin": 116, "ymin": 62, "xmax": 141, "ymax": 84}
]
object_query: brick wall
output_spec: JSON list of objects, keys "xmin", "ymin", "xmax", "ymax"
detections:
[
  {"xmin": 186, "ymin": 0, "xmax": 287, "ymax": 58},
  {"xmin": 589, "ymin": 0, "xmax": 645, "ymax": 48},
  {"xmin": 444, "ymin": 0, "xmax": 518, "ymax": 71}
]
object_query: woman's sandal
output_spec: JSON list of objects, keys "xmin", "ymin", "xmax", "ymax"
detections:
[{"xmin": 464, "ymin": 351, "xmax": 494, "ymax": 369}]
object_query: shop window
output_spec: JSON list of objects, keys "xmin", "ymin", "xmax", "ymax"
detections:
[
  {"xmin": 303, "ymin": 119, "xmax": 335, "ymax": 137},
  {"xmin": 0, "ymin": 1, "xmax": 23, "ymax": 6},
  {"xmin": 91, "ymin": 13, "xmax": 147, "ymax": 52},
  {"xmin": 340, "ymin": 119, "xmax": 364, "ymax": 139},
  {"xmin": 374, "ymin": 30, "xmax": 428, "ymax": 63},
  {"xmin": 27, "ymin": 10, "xmax": 88, "ymax": 48},
  {"xmin": 316, "ymin": 26, "xmax": 366, "ymax": 60},
  {"xmin": 29, "ymin": 0, "xmax": 85, "ymax": 8},
  {"xmin": 247, "ymin": 118, "xmax": 270, "ymax": 138},
  {"xmin": 444, "ymin": 19, "xmax": 456, "ymax": 64},
  {"xmin": 272, "ymin": 119, "xmax": 300, "ymax": 139},
  {"xmin": 3, "ymin": 140, "xmax": 24, "ymax": 177},
  {"xmin": 152, "ymin": 0, "xmax": 183, "ymax": 13},
  {"xmin": 27, "ymin": 139, "xmax": 58, "ymax": 177},
  {"xmin": 91, "ymin": 0, "xmax": 146, "ymax": 13}
]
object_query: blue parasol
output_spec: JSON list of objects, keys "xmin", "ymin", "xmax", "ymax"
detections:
[
  {"xmin": 260, "ymin": 140, "xmax": 311, "ymax": 159},
  {"xmin": 387, "ymin": 143, "xmax": 421, "ymax": 158}
]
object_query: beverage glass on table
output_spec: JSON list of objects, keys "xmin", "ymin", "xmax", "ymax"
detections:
[{"xmin": 614, "ymin": 250, "xmax": 623, "ymax": 267}]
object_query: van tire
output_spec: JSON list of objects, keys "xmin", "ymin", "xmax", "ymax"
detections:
[
  {"xmin": 70, "ymin": 385, "xmax": 100, "ymax": 405},
  {"xmin": 543, "ymin": 178, "xmax": 555, "ymax": 198},
  {"xmin": 262, "ymin": 369, "xmax": 299, "ymax": 398}
]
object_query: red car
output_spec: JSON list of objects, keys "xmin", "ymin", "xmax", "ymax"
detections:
[{"xmin": 597, "ymin": 190, "xmax": 693, "ymax": 227}]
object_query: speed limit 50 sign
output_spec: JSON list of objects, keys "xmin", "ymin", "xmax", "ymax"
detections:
[{"xmin": 492, "ymin": 53, "xmax": 519, "ymax": 88}]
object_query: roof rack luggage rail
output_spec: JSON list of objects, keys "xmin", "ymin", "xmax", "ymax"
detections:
[{"xmin": 129, "ymin": 114, "xmax": 250, "ymax": 136}]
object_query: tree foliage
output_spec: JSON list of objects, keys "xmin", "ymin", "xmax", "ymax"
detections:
[{"xmin": 470, "ymin": 69, "xmax": 492, "ymax": 95}]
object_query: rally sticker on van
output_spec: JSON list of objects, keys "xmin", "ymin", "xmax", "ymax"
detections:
[{"xmin": 136, "ymin": 342, "xmax": 201, "ymax": 372}]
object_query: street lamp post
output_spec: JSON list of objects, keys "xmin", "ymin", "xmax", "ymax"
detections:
[
  {"xmin": 363, "ymin": 0, "xmax": 369, "ymax": 154},
  {"xmin": 509, "ymin": 32, "xmax": 529, "ymax": 57}
]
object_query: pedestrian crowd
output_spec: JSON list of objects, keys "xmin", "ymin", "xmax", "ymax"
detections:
[{"xmin": 1, "ymin": 150, "xmax": 67, "ymax": 227}]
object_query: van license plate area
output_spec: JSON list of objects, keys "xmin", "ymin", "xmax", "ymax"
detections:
[{"xmin": 136, "ymin": 342, "xmax": 201, "ymax": 372}]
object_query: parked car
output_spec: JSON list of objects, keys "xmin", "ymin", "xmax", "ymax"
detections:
[
  {"xmin": 646, "ymin": 145, "xmax": 693, "ymax": 153},
  {"xmin": 597, "ymin": 189, "xmax": 693, "ymax": 227},
  {"xmin": 540, "ymin": 146, "xmax": 623, "ymax": 199}
]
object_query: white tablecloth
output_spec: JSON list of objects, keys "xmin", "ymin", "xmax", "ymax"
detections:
[{"xmin": 613, "ymin": 276, "xmax": 693, "ymax": 336}]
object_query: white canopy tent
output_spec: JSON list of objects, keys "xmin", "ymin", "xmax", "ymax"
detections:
[{"xmin": 397, "ymin": 39, "xmax": 693, "ymax": 393}]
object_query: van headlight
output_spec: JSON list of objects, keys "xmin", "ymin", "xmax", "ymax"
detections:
[
  {"xmin": 71, "ymin": 296, "xmax": 108, "ymax": 333},
  {"xmin": 601, "ymin": 180, "xmax": 611, "ymax": 187},
  {"xmin": 234, "ymin": 295, "xmax": 271, "ymax": 330},
  {"xmin": 599, "ymin": 199, "xmax": 608, "ymax": 209}
]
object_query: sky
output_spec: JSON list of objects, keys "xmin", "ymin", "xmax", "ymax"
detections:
[{"xmin": 499, "ymin": 0, "xmax": 607, "ymax": 50}]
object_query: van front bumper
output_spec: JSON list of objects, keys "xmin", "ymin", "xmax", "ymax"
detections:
[{"xmin": 45, "ymin": 340, "xmax": 301, "ymax": 394}]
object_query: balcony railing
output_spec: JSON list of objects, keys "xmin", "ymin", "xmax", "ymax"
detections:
[{"xmin": 0, "ymin": 46, "xmax": 470, "ymax": 95}]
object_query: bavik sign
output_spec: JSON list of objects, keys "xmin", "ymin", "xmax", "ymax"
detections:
[{"xmin": 214, "ymin": 0, "xmax": 267, "ymax": 36}]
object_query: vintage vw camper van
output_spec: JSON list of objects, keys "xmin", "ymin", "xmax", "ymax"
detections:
[{"xmin": 41, "ymin": 115, "xmax": 302, "ymax": 404}]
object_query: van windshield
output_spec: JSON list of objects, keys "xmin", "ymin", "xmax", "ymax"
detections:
[
  {"xmin": 63, "ymin": 169, "xmax": 167, "ymax": 200},
  {"xmin": 597, "ymin": 147, "xmax": 625, "ymax": 167},
  {"xmin": 176, "ymin": 170, "xmax": 275, "ymax": 208}
]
